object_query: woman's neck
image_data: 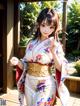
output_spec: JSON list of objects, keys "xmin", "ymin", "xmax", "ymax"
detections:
[{"xmin": 40, "ymin": 36, "xmax": 48, "ymax": 41}]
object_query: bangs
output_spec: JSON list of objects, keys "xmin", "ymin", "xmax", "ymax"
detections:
[
  {"xmin": 34, "ymin": 8, "xmax": 60, "ymax": 40},
  {"xmin": 37, "ymin": 8, "xmax": 58, "ymax": 28},
  {"xmin": 43, "ymin": 14, "xmax": 56, "ymax": 26}
]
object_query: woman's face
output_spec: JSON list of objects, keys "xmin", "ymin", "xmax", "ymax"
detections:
[{"xmin": 40, "ymin": 20, "xmax": 55, "ymax": 40}]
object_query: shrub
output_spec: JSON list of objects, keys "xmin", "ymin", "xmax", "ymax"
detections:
[
  {"xmin": 72, "ymin": 50, "xmax": 80, "ymax": 57},
  {"xmin": 19, "ymin": 36, "xmax": 31, "ymax": 46},
  {"xmin": 74, "ymin": 60, "xmax": 80, "ymax": 76}
]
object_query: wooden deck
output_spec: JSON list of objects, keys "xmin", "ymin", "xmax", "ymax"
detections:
[{"xmin": 0, "ymin": 88, "xmax": 80, "ymax": 106}]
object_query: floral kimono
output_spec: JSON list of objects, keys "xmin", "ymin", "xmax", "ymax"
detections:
[{"xmin": 16, "ymin": 37, "xmax": 69, "ymax": 106}]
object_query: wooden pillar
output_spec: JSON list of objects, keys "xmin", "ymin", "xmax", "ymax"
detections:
[
  {"xmin": 62, "ymin": 0, "xmax": 68, "ymax": 52},
  {"xmin": 14, "ymin": 1, "xmax": 20, "ymax": 56},
  {"xmin": 0, "ymin": 1, "xmax": 7, "ymax": 93},
  {"xmin": 3, "ymin": 5, "xmax": 7, "ymax": 93},
  {"xmin": 7, "ymin": 0, "xmax": 14, "ymax": 89}
]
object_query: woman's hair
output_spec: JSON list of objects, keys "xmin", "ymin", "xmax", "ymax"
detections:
[{"xmin": 33, "ymin": 7, "xmax": 60, "ymax": 40}]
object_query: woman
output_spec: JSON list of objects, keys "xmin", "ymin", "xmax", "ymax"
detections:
[{"xmin": 10, "ymin": 8, "xmax": 69, "ymax": 106}]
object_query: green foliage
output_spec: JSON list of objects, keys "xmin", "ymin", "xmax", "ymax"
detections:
[
  {"xmin": 19, "ymin": 36, "xmax": 31, "ymax": 46},
  {"xmin": 20, "ymin": 1, "xmax": 61, "ymax": 39},
  {"xmin": 74, "ymin": 60, "xmax": 80, "ymax": 76},
  {"xmin": 71, "ymin": 50, "xmax": 80, "ymax": 57},
  {"xmin": 66, "ymin": 50, "xmax": 80, "ymax": 61},
  {"xmin": 20, "ymin": 2, "xmax": 40, "ymax": 37},
  {"xmin": 40, "ymin": 1, "xmax": 60, "ymax": 10},
  {"xmin": 66, "ymin": 0, "xmax": 80, "ymax": 53}
]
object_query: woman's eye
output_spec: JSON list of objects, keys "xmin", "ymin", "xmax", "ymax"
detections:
[
  {"xmin": 41, "ymin": 24, "xmax": 45, "ymax": 27},
  {"xmin": 50, "ymin": 26, "xmax": 54, "ymax": 29}
]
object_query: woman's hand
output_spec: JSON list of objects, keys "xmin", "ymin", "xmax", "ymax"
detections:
[
  {"xmin": 50, "ymin": 38, "xmax": 58, "ymax": 53},
  {"xmin": 10, "ymin": 57, "xmax": 24, "ymax": 69},
  {"xmin": 10, "ymin": 57, "xmax": 19, "ymax": 66},
  {"xmin": 50, "ymin": 39, "xmax": 62, "ymax": 71}
]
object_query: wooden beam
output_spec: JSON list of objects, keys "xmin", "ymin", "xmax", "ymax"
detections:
[{"xmin": 15, "ymin": 0, "xmax": 59, "ymax": 2}]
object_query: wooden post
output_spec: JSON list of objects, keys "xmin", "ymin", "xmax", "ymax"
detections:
[
  {"xmin": 14, "ymin": 1, "xmax": 20, "ymax": 56},
  {"xmin": 7, "ymin": 0, "xmax": 14, "ymax": 89},
  {"xmin": 62, "ymin": 0, "xmax": 68, "ymax": 52}
]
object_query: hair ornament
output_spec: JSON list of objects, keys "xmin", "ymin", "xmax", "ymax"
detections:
[{"xmin": 47, "ymin": 9, "xmax": 53, "ymax": 16}]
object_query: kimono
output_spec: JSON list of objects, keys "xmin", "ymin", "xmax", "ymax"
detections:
[{"xmin": 16, "ymin": 37, "xmax": 69, "ymax": 106}]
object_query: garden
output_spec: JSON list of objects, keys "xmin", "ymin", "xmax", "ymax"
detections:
[{"xmin": 17, "ymin": 0, "xmax": 80, "ymax": 93}]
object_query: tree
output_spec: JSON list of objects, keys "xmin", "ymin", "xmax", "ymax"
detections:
[
  {"xmin": 20, "ymin": 1, "xmax": 61, "ymax": 38},
  {"xmin": 40, "ymin": 1, "xmax": 60, "ymax": 10},
  {"xmin": 20, "ymin": 2, "xmax": 40, "ymax": 38},
  {"xmin": 66, "ymin": 0, "xmax": 80, "ymax": 53}
]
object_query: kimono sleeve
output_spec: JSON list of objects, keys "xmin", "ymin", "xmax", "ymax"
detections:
[
  {"xmin": 55, "ymin": 42, "xmax": 70, "ymax": 106},
  {"xmin": 55, "ymin": 42, "xmax": 69, "ymax": 81},
  {"xmin": 20, "ymin": 40, "xmax": 32, "ymax": 70}
]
